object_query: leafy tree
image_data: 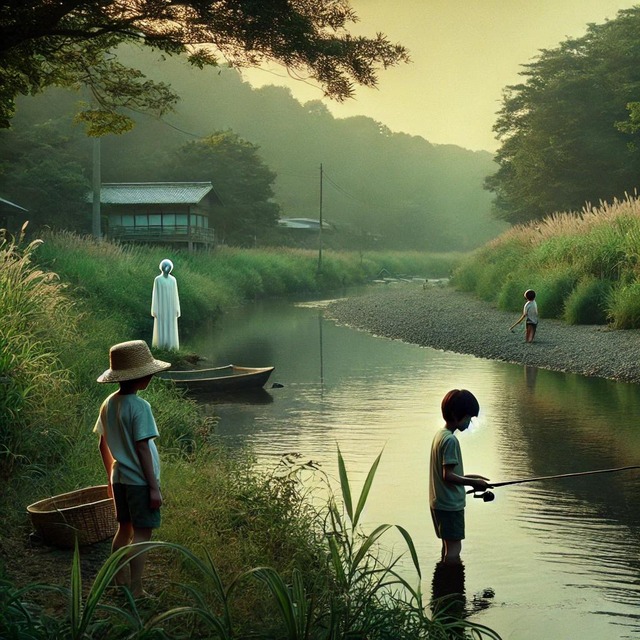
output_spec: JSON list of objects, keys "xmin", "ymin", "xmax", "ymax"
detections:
[
  {"xmin": 156, "ymin": 131, "xmax": 281, "ymax": 245},
  {"xmin": 486, "ymin": 7, "xmax": 640, "ymax": 225},
  {"xmin": 0, "ymin": 116, "xmax": 91, "ymax": 230},
  {"xmin": 0, "ymin": 0, "xmax": 408, "ymax": 133}
]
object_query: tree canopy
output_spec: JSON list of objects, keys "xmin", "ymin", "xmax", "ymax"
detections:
[
  {"xmin": 0, "ymin": 0, "xmax": 408, "ymax": 133},
  {"xmin": 486, "ymin": 7, "xmax": 640, "ymax": 225},
  {"xmin": 154, "ymin": 132, "xmax": 281, "ymax": 245}
]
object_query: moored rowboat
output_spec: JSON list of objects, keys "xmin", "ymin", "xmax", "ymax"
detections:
[{"xmin": 158, "ymin": 365, "xmax": 275, "ymax": 392}]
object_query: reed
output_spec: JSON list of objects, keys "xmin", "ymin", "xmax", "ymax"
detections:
[
  {"xmin": 1, "ymin": 230, "xmax": 499, "ymax": 637},
  {"xmin": 452, "ymin": 195, "xmax": 640, "ymax": 327},
  {"xmin": 1, "ymin": 451, "xmax": 502, "ymax": 639}
]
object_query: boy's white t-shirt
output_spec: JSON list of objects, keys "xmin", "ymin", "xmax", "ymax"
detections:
[
  {"xmin": 524, "ymin": 300, "xmax": 538, "ymax": 324},
  {"xmin": 94, "ymin": 392, "xmax": 160, "ymax": 485}
]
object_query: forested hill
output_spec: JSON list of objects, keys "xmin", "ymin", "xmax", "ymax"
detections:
[{"xmin": 7, "ymin": 47, "xmax": 505, "ymax": 251}]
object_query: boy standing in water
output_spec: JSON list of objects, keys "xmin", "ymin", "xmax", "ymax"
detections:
[
  {"xmin": 94, "ymin": 340, "xmax": 171, "ymax": 597},
  {"xmin": 510, "ymin": 289, "xmax": 538, "ymax": 343},
  {"xmin": 429, "ymin": 389, "xmax": 490, "ymax": 564}
]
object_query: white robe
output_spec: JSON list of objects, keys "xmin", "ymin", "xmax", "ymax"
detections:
[{"xmin": 151, "ymin": 274, "xmax": 181, "ymax": 350}]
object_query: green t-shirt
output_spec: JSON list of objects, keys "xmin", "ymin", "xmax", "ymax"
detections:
[
  {"xmin": 429, "ymin": 427, "xmax": 466, "ymax": 511},
  {"xmin": 94, "ymin": 392, "xmax": 160, "ymax": 486}
]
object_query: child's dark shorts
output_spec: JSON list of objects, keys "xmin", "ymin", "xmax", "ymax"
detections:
[
  {"xmin": 430, "ymin": 508, "xmax": 465, "ymax": 541},
  {"xmin": 113, "ymin": 483, "xmax": 161, "ymax": 529}
]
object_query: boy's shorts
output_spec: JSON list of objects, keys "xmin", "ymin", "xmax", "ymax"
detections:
[
  {"xmin": 431, "ymin": 508, "xmax": 465, "ymax": 541},
  {"xmin": 112, "ymin": 483, "xmax": 161, "ymax": 529}
]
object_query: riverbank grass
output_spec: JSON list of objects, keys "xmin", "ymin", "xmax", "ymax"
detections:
[
  {"xmin": 1, "ymin": 230, "xmax": 502, "ymax": 638},
  {"xmin": 452, "ymin": 196, "xmax": 640, "ymax": 328}
]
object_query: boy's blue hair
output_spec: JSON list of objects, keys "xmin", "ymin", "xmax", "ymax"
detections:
[{"xmin": 441, "ymin": 389, "xmax": 480, "ymax": 423}]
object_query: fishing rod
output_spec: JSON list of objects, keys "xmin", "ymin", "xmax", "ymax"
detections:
[{"xmin": 467, "ymin": 465, "xmax": 640, "ymax": 502}]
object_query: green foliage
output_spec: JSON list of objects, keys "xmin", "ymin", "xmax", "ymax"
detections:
[
  {"xmin": 487, "ymin": 7, "xmax": 640, "ymax": 224},
  {"xmin": 607, "ymin": 283, "xmax": 640, "ymax": 329},
  {"xmin": 0, "ymin": 117, "xmax": 91, "ymax": 231},
  {"xmin": 452, "ymin": 196, "xmax": 640, "ymax": 327},
  {"xmin": 563, "ymin": 277, "xmax": 613, "ymax": 325},
  {"xmin": 533, "ymin": 267, "xmax": 579, "ymax": 319},
  {"xmin": 1, "ymin": 454, "xmax": 502, "ymax": 639},
  {"xmin": 0, "ymin": 0, "xmax": 408, "ymax": 132},
  {"xmin": 0, "ymin": 228, "xmax": 82, "ymax": 480},
  {"xmin": 5, "ymin": 50, "xmax": 505, "ymax": 251},
  {"xmin": 153, "ymin": 132, "xmax": 281, "ymax": 246}
]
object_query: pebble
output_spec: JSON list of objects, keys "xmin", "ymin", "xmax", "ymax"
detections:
[{"xmin": 326, "ymin": 284, "xmax": 640, "ymax": 384}]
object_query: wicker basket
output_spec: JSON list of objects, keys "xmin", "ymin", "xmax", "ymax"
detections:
[{"xmin": 27, "ymin": 485, "xmax": 117, "ymax": 548}]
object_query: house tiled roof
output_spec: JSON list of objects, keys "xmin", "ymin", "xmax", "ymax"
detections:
[{"xmin": 95, "ymin": 182, "xmax": 214, "ymax": 205}]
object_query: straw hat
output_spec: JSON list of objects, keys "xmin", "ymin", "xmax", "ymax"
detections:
[{"xmin": 97, "ymin": 340, "xmax": 171, "ymax": 383}]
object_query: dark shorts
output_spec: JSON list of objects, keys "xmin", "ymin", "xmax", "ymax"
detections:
[
  {"xmin": 526, "ymin": 321, "xmax": 537, "ymax": 326},
  {"xmin": 112, "ymin": 483, "xmax": 161, "ymax": 529},
  {"xmin": 431, "ymin": 508, "xmax": 465, "ymax": 541}
]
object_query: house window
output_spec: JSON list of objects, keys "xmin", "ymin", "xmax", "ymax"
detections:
[
  {"xmin": 176, "ymin": 214, "xmax": 188, "ymax": 226},
  {"xmin": 135, "ymin": 214, "xmax": 148, "ymax": 227},
  {"xmin": 110, "ymin": 215, "xmax": 122, "ymax": 226},
  {"xmin": 163, "ymin": 214, "xmax": 176, "ymax": 228},
  {"xmin": 149, "ymin": 214, "xmax": 162, "ymax": 227},
  {"xmin": 122, "ymin": 214, "xmax": 134, "ymax": 227}
]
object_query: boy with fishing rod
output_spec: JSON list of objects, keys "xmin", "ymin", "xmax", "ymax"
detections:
[
  {"xmin": 94, "ymin": 340, "xmax": 171, "ymax": 598},
  {"xmin": 429, "ymin": 389, "xmax": 490, "ymax": 564}
]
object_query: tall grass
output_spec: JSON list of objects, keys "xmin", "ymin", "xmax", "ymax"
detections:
[
  {"xmin": 452, "ymin": 195, "xmax": 640, "ymax": 327},
  {"xmin": 1, "ymin": 231, "xmax": 500, "ymax": 638},
  {"xmin": 1, "ymin": 451, "xmax": 502, "ymax": 639},
  {"xmin": 35, "ymin": 233, "xmax": 461, "ymax": 341}
]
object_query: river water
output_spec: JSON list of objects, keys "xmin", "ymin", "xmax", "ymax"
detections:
[{"xmin": 188, "ymin": 293, "xmax": 640, "ymax": 640}]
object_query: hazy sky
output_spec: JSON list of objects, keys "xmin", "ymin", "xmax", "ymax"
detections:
[{"xmin": 241, "ymin": 1, "xmax": 638, "ymax": 152}]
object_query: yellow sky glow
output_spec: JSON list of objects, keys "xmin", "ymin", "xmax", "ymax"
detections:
[{"xmin": 240, "ymin": 0, "xmax": 639, "ymax": 152}]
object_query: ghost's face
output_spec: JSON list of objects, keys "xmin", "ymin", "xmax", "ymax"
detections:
[{"xmin": 159, "ymin": 259, "xmax": 173, "ymax": 275}]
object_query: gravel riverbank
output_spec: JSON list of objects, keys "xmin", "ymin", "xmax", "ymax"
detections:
[{"xmin": 326, "ymin": 283, "xmax": 640, "ymax": 384}]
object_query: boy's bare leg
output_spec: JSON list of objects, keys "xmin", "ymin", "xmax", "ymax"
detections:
[
  {"xmin": 442, "ymin": 539, "xmax": 462, "ymax": 564},
  {"xmin": 130, "ymin": 527, "xmax": 153, "ymax": 597},
  {"xmin": 111, "ymin": 522, "xmax": 133, "ymax": 586}
]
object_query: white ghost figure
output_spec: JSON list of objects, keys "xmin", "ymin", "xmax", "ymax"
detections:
[{"xmin": 151, "ymin": 259, "xmax": 181, "ymax": 350}]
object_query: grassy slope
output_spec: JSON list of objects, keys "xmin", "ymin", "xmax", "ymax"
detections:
[
  {"xmin": 1, "ymin": 231, "xmax": 467, "ymax": 636},
  {"xmin": 452, "ymin": 196, "xmax": 640, "ymax": 328}
]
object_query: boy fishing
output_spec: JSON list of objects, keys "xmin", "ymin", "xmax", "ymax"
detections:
[
  {"xmin": 429, "ymin": 389, "xmax": 490, "ymax": 563},
  {"xmin": 94, "ymin": 340, "xmax": 171, "ymax": 597}
]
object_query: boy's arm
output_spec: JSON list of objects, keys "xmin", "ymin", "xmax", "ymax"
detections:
[
  {"xmin": 443, "ymin": 464, "xmax": 490, "ymax": 492},
  {"xmin": 98, "ymin": 436, "xmax": 115, "ymax": 498},
  {"xmin": 135, "ymin": 438, "xmax": 162, "ymax": 509},
  {"xmin": 510, "ymin": 313, "xmax": 526, "ymax": 331}
]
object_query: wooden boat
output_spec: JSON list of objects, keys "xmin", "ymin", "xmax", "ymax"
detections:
[{"xmin": 158, "ymin": 365, "xmax": 275, "ymax": 392}]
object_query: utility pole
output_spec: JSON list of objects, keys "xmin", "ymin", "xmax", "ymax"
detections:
[
  {"xmin": 92, "ymin": 136, "xmax": 101, "ymax": 239},
  {"xmin": 318, "ymin": 163, "xmax": 323, "ymax": 273}
]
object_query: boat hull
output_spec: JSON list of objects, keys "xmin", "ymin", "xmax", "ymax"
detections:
[{"xmin": 158, "ymin": 365, "xmax": 275, "ymax": 392}]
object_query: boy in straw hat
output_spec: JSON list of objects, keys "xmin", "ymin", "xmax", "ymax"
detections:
[{"xmin": 94, "ymin": 340, "xmax": 171, "ymax": 597}]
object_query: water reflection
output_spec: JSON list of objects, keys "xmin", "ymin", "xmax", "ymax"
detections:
[{"xmin": 188, "ymin": 295, "xmax": 640, "ymax": 639}]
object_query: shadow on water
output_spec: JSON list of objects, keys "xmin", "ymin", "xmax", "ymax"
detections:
[
  {"xmin": 430, "ymin": 562, "xmax": 495, "ymax": 637},
  {"xmin": 186, "ymin": 387, "xmax": 275, "ymax": 405},
  {"xmin": 188, "ymin": 293, "xmax": 640, "ymax": 639}
]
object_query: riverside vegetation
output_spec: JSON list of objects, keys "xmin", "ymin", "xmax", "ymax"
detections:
[
  {"xmin": 452, "ymin": 195, "xmax": 640, "ymax": 329},
  {"xmin": 0, "ymin": 229, "xmax": 501, "ymax": 639}
]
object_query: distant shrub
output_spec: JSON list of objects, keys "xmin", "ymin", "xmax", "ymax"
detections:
[
  {"xmin": 496, "ymin": 277, "xmax": 531, "ymax": 312},
  {"xmin": 535, "ymin": 267, "xmax": 579, "ymax": 319},
  {"xmin": 473, "ymin": 263, "xmax": 510, "ymax": 303},
  {"xmin": 607, "ymin": 283, "xmax": 640, "ymax": 329},
  {"xmin": 450, "ymin": 259, "xmax": 480, "ymax": 292},
  {"xmin": 563, "ymin": 277, "xmax": 613, "ymax": 325}
]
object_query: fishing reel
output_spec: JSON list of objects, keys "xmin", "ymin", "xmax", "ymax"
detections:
[{"xmin": 467, "ymin": 489, "xmax": 495, "ymax": 502}]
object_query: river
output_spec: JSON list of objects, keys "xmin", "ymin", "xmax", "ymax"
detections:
[{"xmin": 187, "ymin": 293, "xmax": 640, "ymax": 640}]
